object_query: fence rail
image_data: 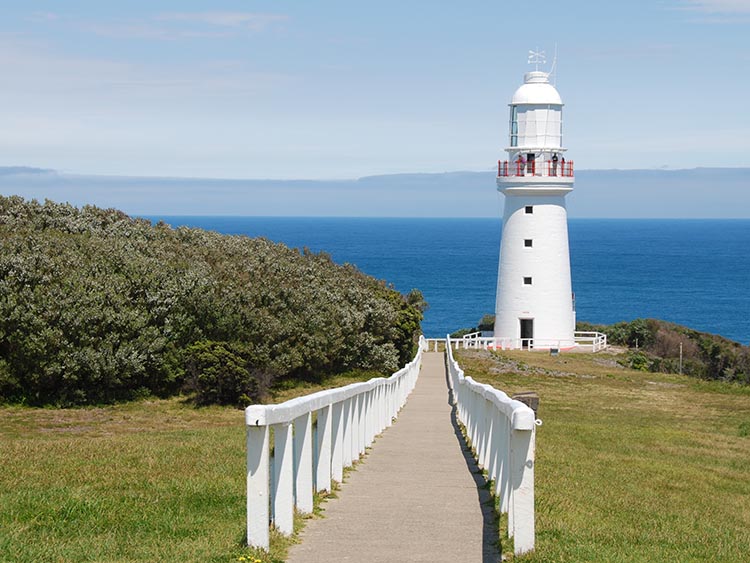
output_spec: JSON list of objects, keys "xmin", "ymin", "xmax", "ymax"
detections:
[
  {"xmin": 572, "ymin": 331, "xmax": 608, "ymax": 352},
  {"xmin": 450, "ymin": 331, "xmax": 607, "ymax": 352},
  {"xmin": 446, "ymin": 335, "xmax": 539, "ymax": 555},
  {"xmin": 245, "ymin": 336, "xmax": 426, "ymax": 549}
]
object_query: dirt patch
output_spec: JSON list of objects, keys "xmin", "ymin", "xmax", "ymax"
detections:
[
  {"xmin": 472, "ymin": 349, "xmax": 576, "ymax": 377},
  {"xmin": 646, "ymin": 380, "xmax": 686, "ymax": 389},
  {"xmin": 593, "ymin": 357, "xmax": 625, "ymax": 369}
]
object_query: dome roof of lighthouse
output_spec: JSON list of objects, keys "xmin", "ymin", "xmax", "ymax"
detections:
[{"xmin": 511, "ymin": 71, "xmax": 562, "ymax": 105}]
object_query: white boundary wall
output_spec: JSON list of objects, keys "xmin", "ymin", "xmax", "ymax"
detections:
[
  {"xmin": 245, "ymin": 336, "xmax": 427, "ymax": 549},
  {"xmin": 446, "ymin": 335, "xmax": 539, "ymax": 555}
]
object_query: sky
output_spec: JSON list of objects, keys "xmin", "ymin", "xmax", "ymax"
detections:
[{"xmin": 0, "ymin": 0, "xmax": 749, "ymax": 180}]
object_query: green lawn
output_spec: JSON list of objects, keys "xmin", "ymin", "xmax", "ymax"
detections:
[
  {"xmin": 4, "ymin": 353, "xmax": 749, "ymax": 562},
  {"xmin": 455, "ymin": 348, "xmax": 750, "ymax": 562},
  {"xmin": 0, "ymin": 372, "xmax": 373, "ymax": 563}
]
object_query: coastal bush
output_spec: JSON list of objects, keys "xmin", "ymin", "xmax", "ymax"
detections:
[
  {"xmin": 0, "ymin": 196, "xmax": 425, "ymax": 406},
  {"xmin": 450, "ymin": 314, "xmax": 494, "ymax": 338},
  {"xmin": 184, "ymin": 340, "xmax": 260, "ymax": 407},
  {"xmin": 453, "ymin": 316, "xmax": 749, "ymax": 384},
  {"xmin": 578, "ymin": 318, "xmax": 750, "ymax": 383},
  {"xmin": 624, "ymin": 350, "xmax": 651, "ymax": 371}
]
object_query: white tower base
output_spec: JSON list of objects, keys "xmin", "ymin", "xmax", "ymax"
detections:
[{"xmin": 494, "ymin": 182, "xmax": 575, "ymax": 350}]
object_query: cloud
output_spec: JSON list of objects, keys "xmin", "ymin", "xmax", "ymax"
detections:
[
  {"xmin": 0, "ymin": 34, "xmax": 293, "ymax": 114},
  {"xmin": 156, "ymin": 12, "xmax": 288, "ymax": 31},
  {"xmin": 671, "ymin": 0, "xmax": 750, "ymax": 23},
  {"xmin": 679, "ymin": 0, "xmax": 750, "ymax": 12},
  {"xmin": 80, "ymin": 21, "xmax": 229, "ymax": 40},
  {"xmin": 25, "ymin": 11, "xmax": 287, "ymax": 41},
  {"xmin": 28, "ymin": 12, "xmax": 60, "ymax": 22}
]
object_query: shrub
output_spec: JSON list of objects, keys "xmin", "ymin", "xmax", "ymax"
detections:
[
  {"xmin": 0, "ymin": 196, "xmax": 425, "ymax": 406},
  {"xmin": 184, "ymin": 341, "xmax": 261, "ymax": 406},
  {"xmin": 579, "ymin": 318, "xmax": 750, "ymax": 383},
  {"xmin": 625, "ymin": 351, "xmax": 652, "ymax": 372}
]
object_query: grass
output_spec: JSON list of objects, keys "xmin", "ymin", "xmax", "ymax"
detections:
[
  {"xmin": 455, "ymin": 348, "xmax": 750, "ymax": 562},
  {"xmin": 9, "ymin": 351, "xmax": 747, "ymax": 562},
  {"xmin": 0, "ymin": 371, "xmax": 376, "ymax": 563}
]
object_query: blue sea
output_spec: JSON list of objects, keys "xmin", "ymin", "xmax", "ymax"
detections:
[{"xmin": 146, "ymin": 217, "xmax": 750, "ymax": 345}]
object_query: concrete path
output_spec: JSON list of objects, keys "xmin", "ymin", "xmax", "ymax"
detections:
[{"xmin": 286, "ymin": 351, "xmax": 500, "ymax": 563}]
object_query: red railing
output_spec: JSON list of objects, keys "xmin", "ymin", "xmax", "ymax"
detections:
[{"xmin": 497, "ymin": 160, "xmax": 574, "ymax": 178}]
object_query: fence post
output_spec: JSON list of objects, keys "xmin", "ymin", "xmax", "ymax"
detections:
[
  {"xmin": 272, "ymin": 422, "xmax": 294, "ymax": 536},
  {"xmin": 481, "ymin": 397, "xmax": 493, "ymax": 470},
  {"xmin": 316, "ymin": 405, "xmax": 332, "ymax": 492},
  {"xmin": 343, "ymin": 398, "xmax": 354, "ymax": 466},
  {"xmin": 293, "ymin": 412, "xmax": 313, "ymax": 514},
  {"xmin": 477, "ymin": 397, "xmax": 488, "ymax": 469},
  {"xmin": 364, "ymin": 390, "xmax": 373, "ymax": 446},
  {"xmin": 352, "ymin": 394, "xmax": 362, "ymax": 458},
  {"xmin": 486, "ymin": 404, "xmax": 498, "ymax": 479},
  {"xmin": 358, "ymin": 393, "xmax": 367, "ymax": 455},
  {"xmin": 498, "ymin": 417, "xmax": 510, "ymax": 513},
  {"xmin": 246, "ymin": 424, "xmax": 270, "ymax": 549},
  {"xmin": 376, "ymin": 385, "xmax": 385, "ymax": 432},
  {"xmin": 330, "ymin": 402, "xmax": 344, "ymax": 482},
  {"xmin": 510, "ymin": 427, "xmax": 536, "ymax": 555}
]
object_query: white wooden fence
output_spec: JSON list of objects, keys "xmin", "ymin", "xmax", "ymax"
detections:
[
  {"xmin": 245, "ymin": 336, "xmax": 426, "ymax": 549},
  {"xmin": 446, "ymin": 335, "xmax": 540, "ymax": 555},
  {"xmin": 451, "ymin": 330, "xmax": 608, "ymax": 352}
]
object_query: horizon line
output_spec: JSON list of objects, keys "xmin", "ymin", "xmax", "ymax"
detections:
[{"xmin": 2, "ymin": 165, "xmax": 750, "ymax": 183}]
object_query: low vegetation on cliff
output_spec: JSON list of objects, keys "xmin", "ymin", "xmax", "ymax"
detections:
[
  {"xmin": 577, "ymin": 318, "xmax": 750, "ymax": 384},
  {"xmin": 455, "ymin": 315, "xmax": 750, "ymax": 385},
  {"xmin": 0, "ymin": 196, "xmax": 425, "ymax": 407}
]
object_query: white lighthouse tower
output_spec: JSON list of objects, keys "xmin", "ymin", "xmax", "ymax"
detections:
[{"xmin": 494, "ymin": 53, "xmax": 575, "ymax": 349}]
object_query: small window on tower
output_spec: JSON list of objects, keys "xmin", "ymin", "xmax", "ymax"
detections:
[
  {"xmin": 525, "ymin": 206, "xmax": 533, "ymax": 214},
  {"xmin": 523, "ymin": 277, "xmax": 533, "ymax": 285},
  {"xmin": 524, "ymin": 239, "xmax": 533, "ymax": 247}
]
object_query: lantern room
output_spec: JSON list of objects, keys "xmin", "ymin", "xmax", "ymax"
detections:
[{"xmin": 498, "ymin": 70, "xmax": 573, "ymax": 180}]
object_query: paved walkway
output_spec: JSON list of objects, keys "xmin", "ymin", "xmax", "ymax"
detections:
[{"xmin": 286, "ymin": 351, "xmax": 500, "ymax": 563}]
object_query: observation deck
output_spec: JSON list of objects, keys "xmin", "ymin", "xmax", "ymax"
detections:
[
  {"xmin": 496, "ymin": 159, "xmax": 574, "ymax": 192},
  {"xmin": 497, "ymin": 159, "xmax": 574, "ymax": 178}
]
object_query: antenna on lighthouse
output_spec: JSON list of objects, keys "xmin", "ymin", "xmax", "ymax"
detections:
[
  {"xmin": 528, "ymin": 48, "xmax": 546, "ymax": 71},
  {"xmin": 549, "ymin": 44, "xmax": 558, "ymax": 85}
]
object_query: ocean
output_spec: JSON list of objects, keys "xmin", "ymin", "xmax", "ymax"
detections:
[{"xmin": 146, "ymin": 217, "xmax": 750, "ymax": 345}]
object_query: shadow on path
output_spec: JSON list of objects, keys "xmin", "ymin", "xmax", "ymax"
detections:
[{"xmin": 445, "ymin": 361, "xmax": 502, "ymax": 563}]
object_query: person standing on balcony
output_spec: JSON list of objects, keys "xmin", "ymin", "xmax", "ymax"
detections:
[
  {"xmin": 552, "ymin": 152, "xmax": 559, "ymax": 176},
  {"xmin": 517, "ymin": 153, "xmax": 526, "ymax": 175}
]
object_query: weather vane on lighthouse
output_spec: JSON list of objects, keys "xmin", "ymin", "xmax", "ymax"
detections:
[{"xmin": 527, "ymin": 49, "xmax": 546, "ymax": 70}]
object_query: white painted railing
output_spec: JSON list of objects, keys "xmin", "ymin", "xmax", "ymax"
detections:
[
  {"xmin": 573, "ymin": 331, "xmax": 608, "ymax": 352},
  {"xmin": 461, "ymin": 331, "xmax": 482, "ymax": 340},
  {"xmin": 245, "ymin": 336, "xmax": 426, "ymax": 550},
  {"xmin": 450, "ymin": 331, "xmax": 607, "ymax": 352},
  {"xmin": 446, "ymin": 335, "xmax": 539, "ymax": 556},
  {"xmin": 424, "ymin": 337, "xmax": 443, "ymax": 351}
]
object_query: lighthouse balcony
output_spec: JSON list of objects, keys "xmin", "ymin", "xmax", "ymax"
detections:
[{"xmin": 497, "ymin": 160, "xmax": 574, "ymax": 178}]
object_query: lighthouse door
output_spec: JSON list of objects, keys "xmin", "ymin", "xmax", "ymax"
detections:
[
  {"xmin": 526, "ymin": 153, "xmax": 536, "ymax": 175},
  {"xmin": 520, "ymin": 318, "xmax": 534, "ymax": 349}
]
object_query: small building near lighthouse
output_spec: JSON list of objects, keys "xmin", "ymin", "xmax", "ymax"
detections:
[{"xmin": 493, "ymin": 56, "xmax": 576, "ymax": 350}]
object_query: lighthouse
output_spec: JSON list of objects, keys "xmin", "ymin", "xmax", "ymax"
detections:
[{"xmin": 493, "ymin": 55, "xmax": 575, "ymax": 349}]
